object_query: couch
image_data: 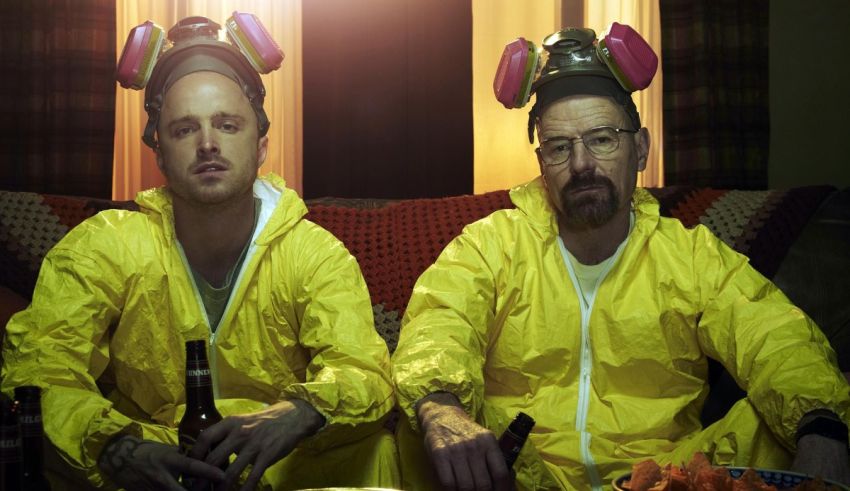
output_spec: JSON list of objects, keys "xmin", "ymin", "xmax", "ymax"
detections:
[{"xmin": 1, "ymin": 183, "xmax": 849, "ymax": 426}]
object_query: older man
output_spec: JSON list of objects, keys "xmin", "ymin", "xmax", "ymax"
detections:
[
  {"xmin": 1, "ymin": 15, "xmax": 397, "ymax": 490},
  {"xmin": 392, "ymin": 25, "xmax": 850, "ymax": 490}
]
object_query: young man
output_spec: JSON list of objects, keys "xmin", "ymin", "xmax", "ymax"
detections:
[
  {"xmin": 392, "ymin": 25, "xmax": 850, "ymax": 490},
  {"xmin": 1, "ymin": 16, "xmax": 397, "ymax": 490}
]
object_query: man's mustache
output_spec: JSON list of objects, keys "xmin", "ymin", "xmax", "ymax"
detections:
[{"xmin": 562, "ymin": 172, "xmax": 615, "ymax": 194}]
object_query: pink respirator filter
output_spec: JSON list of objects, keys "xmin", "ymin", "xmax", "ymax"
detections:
[
  {"xmin": 596, "ymin": 22, "xmax": 657, "ymax": 92},
  {"xmin": 225, "ymin": 11, "xmax": 284, "ymax": 74},
  {"xmin": 494, "ymin": 38, "xmax": 540, "ymax": 109},
  {"xmin": 116, "ymin": 21, "xmax": 166, "ymax": 90}
]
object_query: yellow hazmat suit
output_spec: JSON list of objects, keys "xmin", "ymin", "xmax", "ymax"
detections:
[
  {"xmin": 392, "ymin": 177, "xmax": 850, "ymax": 490},
  {"xmin": 2, "ymin": 174, "xmax": 398, "ymax": 489}
]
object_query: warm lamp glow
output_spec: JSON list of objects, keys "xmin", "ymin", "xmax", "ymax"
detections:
[{"xmin": 472, "ymin": 0, "xmax": 560, "ymax": 194}]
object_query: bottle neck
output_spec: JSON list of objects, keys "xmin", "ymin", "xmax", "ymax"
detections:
[
  {"xmin": 185, "ymin": 356, "xmax": 216, "ymax": 411},
  {"xmin": 499, "ymin": 412, "xmax": 535, "ymax": 468}
]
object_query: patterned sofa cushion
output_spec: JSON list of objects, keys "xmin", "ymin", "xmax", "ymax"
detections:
[
  {"xmin": 0, "ymin": 185, "xmax": 837, "ymax": 354},
  {"xmin": 0, "ymin": 192, "xmax": 137, "ymax": 300},
  {"xmin": 305, "ymin": 190, "xmax": 514, "ymax": 352}
]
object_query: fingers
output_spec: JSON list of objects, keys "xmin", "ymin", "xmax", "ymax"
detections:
[
  {"xmin": 205, "ymin": 432, "xmax": 240, "ymax": 468},
  {"xmin": 451, "ymin": 454, "xmax": 478, "ymax": 491},
  {"xmin": 467, "ymin": 445, "xmax": 494, "ymax": 490},
  {"xmin": 158, "ymin": 477, "xmax": 191, "ymax": 491},
  {"xmin": 430, "ymin": 446, "xmax": 458, "ymax": 490},
  {"xmin": 455, "ymin": 436, "xmax": 501, "ymax": 491},
  {"xmin": 429, "ymin": 439, "xmax": 497, "ymax": 491},
  {"xmin": 166, "ymin": 452, "xmax": 226, "ymax": 483},
  {"xmin": 120, "ymin": 475, "xmax": 185, "ymax": 491},
  {"xmin": 188, "ymin": 418, "xmax": 233, "ymax": 461},
  {"xmin": 144, "ymin": 462, "xmax": 201, "ymax": 491},
  {"xmin": 484, "ymin": 444, "xmax": 513, "ymax": 491},
  {"xmin": 239, "ymin": 451, "xmax": 274, "ymax": 491},
  {"xmin": 221, "ymin": 445, "xmax": 257, "ymax": 490},
  {"xmin": 425, "ymin": 417, "xmax": 508, "ymax": 491}
]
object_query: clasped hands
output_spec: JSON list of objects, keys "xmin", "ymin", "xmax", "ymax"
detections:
[{"xmin": 98, "ymin": 399, "xmax": 324, "ymax": 491}]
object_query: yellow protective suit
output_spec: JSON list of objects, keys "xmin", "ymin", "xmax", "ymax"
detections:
[
  {"xmin": 1, "ymin": 174, "xmax": 398, "ymax": 490},
  {"xmin": 392, "ymin": 176, "xmax": 850, "ymax": 490}
]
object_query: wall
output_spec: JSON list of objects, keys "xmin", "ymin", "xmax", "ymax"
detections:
[
  {"xmin": 769, "ymin": 0, "xmax": 850, "ymax": 189},
  {"xmin": 302, "ymin": 0, "xmax": 473, "ymax": 199}
]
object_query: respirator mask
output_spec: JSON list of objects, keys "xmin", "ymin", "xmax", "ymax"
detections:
[{"xmin": 492, "ymin": 22, "xmax": 658, "ymax": 143}]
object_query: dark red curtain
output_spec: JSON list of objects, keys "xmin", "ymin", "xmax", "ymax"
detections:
[
  {"xmin": 0, "ymin": 0, "xmax": 116, "ymax": 198},
  {"xmin": 302, "ymin": 0, "xmax": 473, "ymax": 199},
  {"xmin": 660, "ymin": 0, "xmax": 769, "ymax": 189}
]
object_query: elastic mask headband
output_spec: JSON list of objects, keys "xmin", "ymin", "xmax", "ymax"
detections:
[
  {"xmin": 492, "ymin": 22, "xmax": 658, "ymax": 142},
  {"xmin": 116, "ymin": 12, "xmax": 284, "ymax": 148}
]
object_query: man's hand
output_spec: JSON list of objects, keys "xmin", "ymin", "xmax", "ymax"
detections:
[
  {"xmin": 97, "ymin": 434, "xmax": 225, "ymax": 491},
  {"xmin": 791, "ymin": 434, "xmax": 850, "ymax": 485},
  {"xmin": 188, "ymin": 399, "xmax": 325, "ymax": 491},
  {"xmin": 416, "ymin": 392, "xmax": 513, "ymax": 491}
]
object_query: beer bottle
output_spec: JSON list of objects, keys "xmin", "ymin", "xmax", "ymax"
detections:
[
  {"xmin": 498, "ymin": 411, "xmax": 535, "ymax": 468},
  {"xmin": 14, "ymin": 386, "xmax": 51, "ymax": 490},
  {"xmin": 178, "ymin": 340, "xmax": 223, "ymax": 490},
  {"xmin": 0, "ymin": 395, "xmax": 21, "ymax": 491}
]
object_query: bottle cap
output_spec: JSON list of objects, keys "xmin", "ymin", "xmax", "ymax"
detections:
[
  {"xmin": 13, "ymin": 386, "xmax": 41, "ymax": 401},
  {"xmin": 511, "ymin": 412, "xmax": 536, "ymax": 434},
  {"xmin": 185, "ymin": 339, "xmax": 207, "ymax": 351}
]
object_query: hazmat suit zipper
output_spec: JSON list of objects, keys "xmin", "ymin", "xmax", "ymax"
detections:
[
  {"xmin": 175, "ymin": 240, "xmax": 223, "ymax": 399},
  {"xmin": 558, "ymin": 237, "xmax": 622, "ymax": 491}
]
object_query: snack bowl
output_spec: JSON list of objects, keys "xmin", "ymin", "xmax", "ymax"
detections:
[{"xmin": 613, "ymin": 467, "xmax": 850, "ymax": 490}]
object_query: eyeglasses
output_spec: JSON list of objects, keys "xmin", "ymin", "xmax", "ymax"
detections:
[{"xmin": 537, "ymin": 126, "xmax": 638, "ymax": 167}]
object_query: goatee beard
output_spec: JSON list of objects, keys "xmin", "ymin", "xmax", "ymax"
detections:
[{"xmin": 558, "ymin": 171, "xmax": 620, "ymax": 230}]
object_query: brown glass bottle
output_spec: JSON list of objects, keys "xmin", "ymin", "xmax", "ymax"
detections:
[
  {"xmin": 498, "ymin": 411, "xmax": 535, "ymax": 468},
  {"xmin": 0, "ymin": 394, "xmax": 22, "ymax": 491},
  {"xmin": 14, "ymin": 386, "xmax": 51, "ymax": 490},
  {"xmin": 178, "ymin": 340, "xmax": 223, "ymax": 490}
]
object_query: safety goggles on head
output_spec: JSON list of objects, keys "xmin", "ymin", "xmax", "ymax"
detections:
[
  {"xmin": 493, "ymin": 22, "xmax": 658, "ymax": 110},
  {"xmin": 117, "ymin": 12, "xmax": 283, "ymax": 90},
  {"xmin": 116, "ymin": 12, "xmax": 284, "ymax": 148}
]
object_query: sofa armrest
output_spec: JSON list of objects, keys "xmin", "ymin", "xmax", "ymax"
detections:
[{"xmin": 772, "ymin": 187, "xmax": 850, "ymax": 372}]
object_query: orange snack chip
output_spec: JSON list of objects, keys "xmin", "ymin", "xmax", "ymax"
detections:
[{"xmin": 620, "ymin": 453, "xmax": 839, "ymax": 491}]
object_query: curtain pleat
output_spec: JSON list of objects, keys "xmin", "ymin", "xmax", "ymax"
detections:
[
  {"xmin": 0, "ymin": 0, "xmax": 116, "ymax": 198},
  {"xmin": 660, "ymin": 0, "xmax": 769, "ymax": 188}
]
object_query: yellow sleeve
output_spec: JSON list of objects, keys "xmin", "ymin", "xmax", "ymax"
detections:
[
  {"xmin": 392, "ymin": 225, "xmax": 497, "ymax": 431},
  {"xmin": 278, "ymin": 224, "xmax": 394, "ymax": 447},
  {"xmin": 1, "ymin": 231, "xmax": 175, "ymax": 488},
  {"xmin": 693, "ymin": 225, "xmax": 850, "ymax": 449}
]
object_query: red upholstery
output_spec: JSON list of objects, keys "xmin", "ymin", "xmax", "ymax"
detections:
[{"xmin": 0, "ymin": 185, "xmax": 836, "ymax": 354}]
